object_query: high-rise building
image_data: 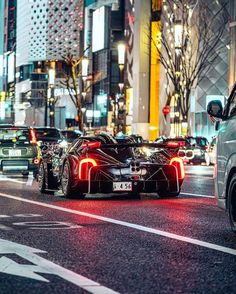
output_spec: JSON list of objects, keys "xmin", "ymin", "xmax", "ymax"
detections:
[
  {"xmin": 0, "ymin": 0, "xmax": 17, "ymax": 123},
  {"xmin": 83, "ymin": 0, "xmax": 126, "ymax": 132},
  {"xmin": 83, "ymin": 0, "xmax": 151, "ymax": 138},
  {"xmin": 14, "ymin": 0, "xmax": 84, "ymax": 127}
]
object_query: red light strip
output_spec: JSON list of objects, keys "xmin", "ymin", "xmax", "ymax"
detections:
[
  {"xmin": 29, "ymin": 129, "xmax": 37, "ymax": 144},
  {"xmin": 81, "ymin": 141, "xmax": 101, "ymax": 149},
  {"xmin": 78, "ymin": 158, "xmax": 97, "ymax": 180},
  {"xmin": 170, "ymin": 157, "xmax": 185, "ymax": 179}
]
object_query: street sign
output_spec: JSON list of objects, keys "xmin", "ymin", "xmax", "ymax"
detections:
[{"xmin": 162, "ymin": 105, "xmax": 171, "ymax": 115}]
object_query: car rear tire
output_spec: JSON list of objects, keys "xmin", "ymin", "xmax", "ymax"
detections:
[
  {"xmin": 22, "ymin": 171, "xmax": 29, "ymax": 177},
  {"xmin": 228, "ymin": 174, "xmax": 236, "ymax": 232},
  {"xmin": 61, "ymin": 161, "xmax": 85, "ymax": 199},
  {"xmin": 38, "ymin": 162, "xmax": 46, "ymax": 193}
]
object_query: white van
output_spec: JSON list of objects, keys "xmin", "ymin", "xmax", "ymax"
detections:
[{"xmin": 207, "ymin": 86, "xmax": 236, "ymax": 232}]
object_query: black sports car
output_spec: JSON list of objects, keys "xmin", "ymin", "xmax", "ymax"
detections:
[{"xmin": 38, "ymin": 134, "xmax": 185, "ymax": 199}]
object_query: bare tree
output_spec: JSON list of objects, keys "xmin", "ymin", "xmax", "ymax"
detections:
[
  {"xmin": 60, "ymin": 52, "xmax": 87, "ymax": 131},
  {"xmin": 61, "ymin": 49, "xmax": 104, "ymax": 131},
  {"xmin": 152, "ymin": 0, "xmax": 228, "ymax": 129}
]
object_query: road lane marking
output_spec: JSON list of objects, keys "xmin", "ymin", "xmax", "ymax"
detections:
[
  {"xmin": 180, "ymin": 192, "xmax": 215, "ymax": 198},
  {"xmin": 0, "ymin": 177, "xmax": 26, "ymax": 184},
  {"xmin": 26, "ymin": 176, "xmax": 34, "ymax": 186},
  {"xmin": 0, "ymin": 238, "xmax": 119, "ymax": 293},
  {"xmin": 0, "ymin": 224, "xmax": 13, "ymax": 231},
  {"xmin": 186, "ymin": 175, "xmax": 213, "ymax": 180},
  {"xmin": 13, "ymin": 221, "xmax": 82, "ymax": 230},
  {"xmin": 0, "ymin": 192, "xmax": 235, "ymax": 257}
]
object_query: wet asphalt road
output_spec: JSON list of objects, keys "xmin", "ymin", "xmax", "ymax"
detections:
[{"xmin": 0, "ymin": 166, "xmax": 236, "ymax": 294}]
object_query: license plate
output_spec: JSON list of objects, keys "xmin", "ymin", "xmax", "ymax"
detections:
[
  {"xmin": 9, "ymin": 149, "xmax": 21, "ymax": 157},
  {"xmin": 113, "ymin": 182, "xmax": 132, "ymax": 191}
]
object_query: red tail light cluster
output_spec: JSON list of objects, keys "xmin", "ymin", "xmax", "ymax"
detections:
[
  {"xmin": 167, "ymin": 141, "xmax": 179, "ymax": 148},
  {"xmin": 81, "ymin": 141, "xmax": 101, "ymax": 149},
  {"xmin": 170, "ymin": 157, "xmax": 185, "ymax": 180},
  {"xmin": 29, "ymin": 129, "xmax": 37, "ymax": 145},
  {"xmin": 79, "ymin": 158, "xmax": 97, "ymax": 180}
]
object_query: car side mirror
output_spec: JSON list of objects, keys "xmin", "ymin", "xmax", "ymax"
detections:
[
  {"xmin": 207, "ymin": 100, "xmax": 223, "ymax": 119},
  {"xmin": 215, "ymin": 120, "xmax": 220, "ymax": 131}
]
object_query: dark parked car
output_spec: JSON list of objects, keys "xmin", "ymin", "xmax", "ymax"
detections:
[
  {"xmin": 34, "ymin": 127, "xmax": 63, "ymax": 145},
  {"xmin": 186, "ymin": 136, "xmax": 209, "ymax": 165},
  {"xmin": 155, "ymin": 136, "xmax": 209, "ymax": 165},
  {"xmin": 38, "ymin": 134, "xmax": 185, "ymax": 199},
  {"xmin": 0, "ymin": 125, "xmax": 39, "ymax": 176}
]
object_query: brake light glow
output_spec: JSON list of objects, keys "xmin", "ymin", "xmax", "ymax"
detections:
[
  {"xmin": 81, "ymin": 141, "xmax": 101, "ymax": 149},
  {"xmin": 29, "ymin": 129, "xmax": 37, "ymax": 145},
  {"xmin": 79, "ymin": 158, "xmax": 97, "ymax": 180},
  {"xmin": 33, "ymin": 158, "xmax": 40, "ymax": 165},
  {"xmin": 167, "ymin": 141, "xmax": 179, "ymax": 148},
  {"xmin": 178, "ymin": 141, "xmax": 186, "ymax": 147},
  {"xmin": 170, "ymin": 157, "xmax": 185, "ymax": 179}
]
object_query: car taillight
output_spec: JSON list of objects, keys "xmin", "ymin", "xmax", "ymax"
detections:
[
  {"xmin": 167, "ymin": 141, "xmax": 179, "ymax": 148},
  {"xmin": 178, "ymin": 141, "xmax": 185, "ymax": 147},
  {"xmin": 170, "ymin": 157, "xmax": 185, "ymax": 180},
  {"xmin": 81, "ymin": 141, "xmax": 101, "ymax": 149},
  {"xmin": 79, "ymin": 158, "xmax": 97, "ymax": 180},
  {"xmin": 33, "ymin": 158, "xmax": 40, "ymax": 164},
  {"xmin": 29, "ymin": 129, "xmax": 37, "ymax": 145}
]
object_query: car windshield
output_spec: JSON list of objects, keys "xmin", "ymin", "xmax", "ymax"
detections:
[
  {"xmin": 61, "ymin": 131, "xmax": 81, "ymax": 140},
  {"xmin": 0, "ymin": 128, "xmax": 30, "ymax": 142},
  {"xmin": 35, "ymin": 129, "xmax": 61, "ymax": 141}
]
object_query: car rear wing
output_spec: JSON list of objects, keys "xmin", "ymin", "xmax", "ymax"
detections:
[{"xmin": 81, "ymin": 141, "xmax": 179, "ymax": 150}]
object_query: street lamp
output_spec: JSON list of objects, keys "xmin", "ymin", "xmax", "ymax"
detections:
[
  {"xmin": 118, "ymin": 43, "xmax": 125, "ymax": 66},
  {"xmin": 117, "ymin": 42, "xmax": 126, "ymax": 134},
  {"xmin": 80, "ymin": 56, "xmax": 88, "ymax": 131},
  {"xmin": 48, "ymin": 67, "xmax": 56, "ymax": 127},
  {"xmin": 81, "ymin": 57, "xmax": 89, "ymax": 80}
]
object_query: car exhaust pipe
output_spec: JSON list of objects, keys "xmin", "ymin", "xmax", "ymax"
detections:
[{"xmin": 177, "ymin": 149, "xmax": 194, "ymax": 160}]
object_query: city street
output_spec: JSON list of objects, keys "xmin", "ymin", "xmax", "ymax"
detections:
[{"xmin": 0, "ymin": 166, "xmax": 236, "ymax": 294}]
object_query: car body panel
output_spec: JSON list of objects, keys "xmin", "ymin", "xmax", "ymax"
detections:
[
  {"xmin": 215, "ymin": 118, "xmax": 236, "ymax": 200},
  {"xmin": 207, "ymin": 83, "xmax": 236, "ymax": 213}
]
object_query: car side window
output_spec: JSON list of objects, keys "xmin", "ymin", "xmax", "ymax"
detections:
[{"xmin": 228, "ymin": 90, "xmax": 236, "ymax": 118}]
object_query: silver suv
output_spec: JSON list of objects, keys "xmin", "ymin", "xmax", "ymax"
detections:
[{"xmin": 207, "ymin": 85, "xmax": 236, "ymax": 232}]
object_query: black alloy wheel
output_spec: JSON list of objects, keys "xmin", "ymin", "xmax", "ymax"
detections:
[
  {"xmin": 228, "ymin": 174, "xmax": 236, "ymax": 232},
  {"xmin": 38, "ymin": 162, "xmax": 46, "ymax": 193},
  {"xmin": 61, "ymin": 161, "xmax": 85, "ymax": 199}
]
